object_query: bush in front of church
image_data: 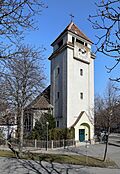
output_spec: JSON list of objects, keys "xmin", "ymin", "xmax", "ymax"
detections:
[{"xmin": 49, "ymin": 127, "xmax": 75, "ymax": 140}]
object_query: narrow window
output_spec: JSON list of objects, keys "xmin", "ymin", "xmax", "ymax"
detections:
[
  {"xmin": 72, "ymin": 37, "xmax": 75, "ymax": 44},
  {"xmin": 80, "ymin": 69, "xmax": 83, "ymax": 76},
  {"xmin": 56, "ymin": 121, "xmax": 59, "ymax": 127},
  {"xmin": 57, "ymin": 92, "xmax": 60, "ymax": 99},
  {"xmin": 85, "ymin": 43, "xmax": 87, "ymax": 47},
  {"xmin": 80, "ymin": 92, "xmax": 83, "ymax": 99},
  {"xmin": 57, "ymin": 67, "xmax": 60, "ymax": 74}
]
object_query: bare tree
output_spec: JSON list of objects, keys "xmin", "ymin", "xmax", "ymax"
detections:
[
  {"xmin": 94, "ymin": 94, "xmax": 105, "ymax": 132},
  {"xmin": 95, "ymin": 81, "xmax": 120, "ymax": 161},
  {"xmin": 89, "ymin": 0, "xmax": 120, "ymax": 81},
  {"xmin": 0, "ymin": 0, "xmax": 47, "ymax": 59},
  {"xmin": 0, "ymin": 0, "xmax": 50, "ymax": 167},
  {"xmin": 1, "ymin": 45, "xmax": 46, "ymax": 150}
]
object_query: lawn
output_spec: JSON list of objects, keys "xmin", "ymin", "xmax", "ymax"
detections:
[
  {"xmin": 0, "ymin": 150, "xmax": 16, "ymax": 158},
  {"xmin": 0, "ymin": 150, "xmax": 116, "ymax": 168},
  {"xmin": 31, "ymin": 153, "xmax": 116, "ymax": 168}
]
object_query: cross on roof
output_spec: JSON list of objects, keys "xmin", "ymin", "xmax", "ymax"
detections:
[{"xmin": 69, "ymin": 14, "xmax": 74, "ymax": 22}]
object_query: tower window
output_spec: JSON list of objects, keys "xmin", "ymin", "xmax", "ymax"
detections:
[
  {"xmin": 80, "ymin": 69, "xmax": 83, "ymax": 76},
  {"xmin": 76, "ymin": 39, "xmax": 84, "ymax": 45},
  {"xmin": 72, "ymin": 37, "xmax": 75, "ymax": 44},
  {"xmin": 85, "ymin": 43, "xmax": 87, "ymax": 47},
  {"xmin": 56, "ymin": 121, "xmax": 59, "ymax": 127},
  {"xmin": 57, "ymin": 67, "xmax": 60, "ymax": 74},
  {"xmin": 80, "ymin": 92, "xmax": 83, "ymax": 99},
  {"xmin": 58, "ymin": 39, "xmax": 63, "ymax": 48},
  {"xmin": 57, "ymin": 92, "xmax": 60, "ymax": 99}
]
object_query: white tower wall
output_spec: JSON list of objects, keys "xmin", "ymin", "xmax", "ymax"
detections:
[
  {"xmin": 50, "ymin": 50, "xmax": 67, "ymax": 128},
  {"xmin": 67, "ymin": 47, "xmax": 90, "ymax": 127}
]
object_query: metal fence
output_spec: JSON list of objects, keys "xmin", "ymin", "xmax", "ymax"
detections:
[
  {"xmin": 0, "ymin": 138, "xmax": 76, "ymax": 149},
  {"xmin": 23, "ymin": 139, "xmax": 76, "ymax": 149}
]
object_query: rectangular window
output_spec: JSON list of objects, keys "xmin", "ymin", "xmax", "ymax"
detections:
[
  {"xmin": 72, "ymin": 37, "xmax": 75, "ymax": 44},
  {"xmin": 80, "ymin": 92, "xmax": 83, "ymax": 99},
  {"xmin": 57, "ymin": 67, "xmax": 60, "ymax": 74},
  {"xmin": 57, "ymin": 92, "xmax": 60, "ymax": 99},
  {"xmin": 80, "ymin": 69, "xmax": 83, "ymax": 76},
  {"xmin": 85, "ymin": 43, "xmax": 87, "ymax": 47},
  {"xmin": 56, "ymin": 121, "xmax": 59, "ymax": 127}
]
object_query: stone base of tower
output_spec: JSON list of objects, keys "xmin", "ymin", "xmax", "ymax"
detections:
[{"xmin": 71, "ymin": 111, "xmax": 94, "ymax": 143}]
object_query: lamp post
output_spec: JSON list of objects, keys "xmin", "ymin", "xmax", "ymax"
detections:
[
  {"xmin": 6, "ymin": 117, "xmax": 10, "ymax": 140},
  {"xmin": 85, "ymin": 134, "xmax": 88, "ymax": 165},
  {"xmin": 46, "ymin": 121, "xmax": 49, "ymax": 151}
]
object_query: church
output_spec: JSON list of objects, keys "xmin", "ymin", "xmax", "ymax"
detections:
[{"xmin": 25, "ymin": 21, "xmax": 95, "ymax": 143}]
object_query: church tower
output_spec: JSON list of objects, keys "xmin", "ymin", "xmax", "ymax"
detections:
[{"xmin": 49, "ymin": 22, "xmax": 95, "ymax": 142}]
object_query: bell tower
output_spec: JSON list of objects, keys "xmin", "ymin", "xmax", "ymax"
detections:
[{"xmin": 49, "ymin": 22, "xmax": 95, "ymax": 141}]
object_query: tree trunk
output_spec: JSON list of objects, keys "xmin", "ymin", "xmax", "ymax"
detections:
[
  {"xmin": 19, "ymin": 106, "xmax": 24, "ymax": 152},
  {"xmin": 103, "ymin": 127, "xmax": 110, "ymax": 161}
]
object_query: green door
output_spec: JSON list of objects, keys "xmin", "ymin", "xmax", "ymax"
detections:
[{"xmin": 79, "ymin": 129, "xmax": 85, "ymax": 142}]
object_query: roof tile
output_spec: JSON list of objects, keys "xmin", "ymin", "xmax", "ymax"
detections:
[{"xmin": 51, "ymin": 22, "xmax": 92, "ymax": 46}]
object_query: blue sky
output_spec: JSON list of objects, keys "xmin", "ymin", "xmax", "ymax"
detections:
[{"xmin": 24, "ymin": 0, "xmax": 119, "ymax": 96}]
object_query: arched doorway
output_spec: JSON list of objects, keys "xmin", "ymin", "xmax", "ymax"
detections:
[{"xmin": 79, "ymin": 123, "xmax": 90, "ymax": 142}]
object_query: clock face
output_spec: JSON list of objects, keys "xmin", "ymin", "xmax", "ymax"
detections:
[
  {"xmin": 78, "ymin": 47, "xmax": 87, "ymax": 55},
  {"xmin": 74, "ymin": 44, "xmax": 89, "ymax": 63}
]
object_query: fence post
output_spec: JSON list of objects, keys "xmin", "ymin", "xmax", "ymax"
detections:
[
  {"xmin": 51, "ymin": 140, "xmax": 53, "ymax": 149},
  {"xmin": 63, "ymin": 139, "xmax": 65, "ymax": 148},
  {"xmin": 5, "ymin": 139, "xmax": 7, "ymax": 146},
  {"xmin": 73, "ymin": 139, "xmax": 75, "ymax": 146},
  {"xmin": 35, "ymin": 139, "xmax": 37, "ymax": 148}
]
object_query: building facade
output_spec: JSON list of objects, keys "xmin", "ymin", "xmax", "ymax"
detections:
[
  {"xmin": 49, "ymin": 22, "xmax": 95, "ymax": 142},
  {"xmin": 0, "ymin": 113, "xmax": 17, "ymax": 139},
  {"xmin": 24, "ymin": 86, "xmax": 53, "ymax": 135}
]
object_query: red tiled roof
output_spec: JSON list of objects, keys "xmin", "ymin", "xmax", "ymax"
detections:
[
  {"xmin": 67, "ymin": 22, "xmax": 92, "ymax": 43},
  {"xmin": 26, "ymin": 85, "xmax": 52, "ymax": 110},
  {"xmin": 51, "ymin": 22, "xmax": 92, "ymax": 46},
  {"xmin": 31, "ymin": 95, "xmax": 50, "ymax": 109}
]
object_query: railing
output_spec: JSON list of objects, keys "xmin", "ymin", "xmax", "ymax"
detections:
[
  {"xmin": 0, "ymin": 138, "xmax": 76, "ymax": 149},
  {"xmin": 23, "ymin": 139, "xmax": 75, "ymax": 149}
]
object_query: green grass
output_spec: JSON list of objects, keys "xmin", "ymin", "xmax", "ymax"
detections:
[
  {"xmin": 26, "ymin": 153, "xmax": 116, "ymax": 168},
  {"xmin": 0, "ymin": 150, "xmax": 116, "ymax": 168},
  {"xmin": 0, "ymin": 150, "xmax": 16, "ymax": 158}
]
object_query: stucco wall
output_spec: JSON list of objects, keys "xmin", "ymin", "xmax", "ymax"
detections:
[
  {"xmin": 50, "ymin": 50, "xmax": 67, "ymax": 128},
  {"xmin": 67, "ymin": 32, "xmax": 94, "ymax": 128},
  {"xmin": 67, "ymin": 47, "xmax": 90, "ymax": 127}
]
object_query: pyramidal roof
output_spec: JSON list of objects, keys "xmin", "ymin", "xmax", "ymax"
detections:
[{"xmin": 51, "ymin": 22, "xmax": 92, "ymax": 46}]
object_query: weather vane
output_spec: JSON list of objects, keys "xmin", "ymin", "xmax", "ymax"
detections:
[{"xmin": 69, "ymin": 14, "xmax": 74, "ymax": 22}]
